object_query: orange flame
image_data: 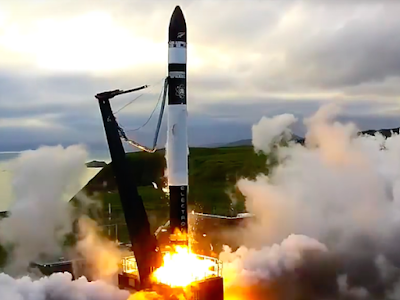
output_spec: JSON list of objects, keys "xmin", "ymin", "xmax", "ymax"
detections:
[{"xmin": 152, "ymin": 246, "xmax": 217, "ymax": 287}]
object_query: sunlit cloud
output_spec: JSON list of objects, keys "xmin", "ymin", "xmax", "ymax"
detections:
[{"xmin": 0, "ymin": 0, "xmax": 399, "ymax": 151}]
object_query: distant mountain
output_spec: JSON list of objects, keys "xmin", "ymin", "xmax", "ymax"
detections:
[
  {"xmin": 202, "ymin": 142, "xmax": 227, "ymax": 148},
  {"xmin": 223, "ymin": 139, "xmax": 252, "ymax": 147},
  {"xmin": 207, "ymin": 127, "xmax": 400, "ymax": 149},
  {"xmin": 219, "ymin": 133, "xmax": 304, "ymax": 148}
]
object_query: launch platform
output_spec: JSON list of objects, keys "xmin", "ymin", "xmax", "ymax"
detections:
[{"xmin": 118, "ymin": 251, "xmax": 223, "ymax": 300}]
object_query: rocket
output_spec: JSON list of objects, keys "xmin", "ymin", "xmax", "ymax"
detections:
[{"xmin": 167, "ymin": 6, "xmax": 188, "ymax": 244}]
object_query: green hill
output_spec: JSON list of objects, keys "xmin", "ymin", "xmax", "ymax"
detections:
[
  {"xmin": 77, "ymin": 146, "xmax": 269, "ymax": 239},
  {"xmin": 83, "ymin": 146, "xmax": 269, "ymax": 212},
  {"xmin": 85, "ymin": 146, "xmax": 268, "ymax": 190}
]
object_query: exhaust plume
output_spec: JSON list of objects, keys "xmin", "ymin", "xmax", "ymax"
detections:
[
  {"xmin": 221, "ymin": 234, "xmax": 328, "ymax": 287},
  {"xmin": 75, "ymin": 216, "xmax": 126, "ymax": 285},
  {"xmin": 0, "ymin": 272, "xmax": 130, "ymax": 300},
  {"xmin": 222, "ymin": 103, "xmax": 400, "ymax": 299}
]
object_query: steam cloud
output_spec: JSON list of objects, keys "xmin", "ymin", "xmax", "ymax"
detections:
[
  {"xmin": 252, "ymin": 113, "xmax": 298, "ymax": 153},
  {"xmin": 75, "ymin": 216, "xmax": 128, "ymax": 285},
  {"xmin": 221, "ymin": 103, "xmax": 400, "ymax": 299},
  {"xmin": 0, "ymin": 145, "xmax": 88, "ymax": 275},
  {"xmin": 0, "ymin": 145, "xmax": 149, "ymax": 300},
  {"xmin": 0, "ymin": 272, "xmax": 131, "ymax": 300}
]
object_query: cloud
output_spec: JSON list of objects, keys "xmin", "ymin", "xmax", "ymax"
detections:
[
  {"xmin": 2, "ymin": 0, "xmax": 400, "ymax": 93},
  {"xmin": 0, "ymin": 70, "xmax": 398, "ymax": 151},
  {"xmin": 0, "ymin": 0, "xmax": 399, "ymax": 151}
]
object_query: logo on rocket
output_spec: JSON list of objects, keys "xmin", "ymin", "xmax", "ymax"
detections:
[{"xmin": 175, "ymin": 84, "xmax": 185, "ymax": 99}]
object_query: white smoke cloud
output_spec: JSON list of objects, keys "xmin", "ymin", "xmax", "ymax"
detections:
[
  {"xmin": 220, "ymin": 234, "xmax": 328, "ymax": 287},
  {"xmin": 0, "ymin": 144, "xmax": 164, "ymax": 300},
  {"xmin": 0, "ymin": 272, "xmax": 130, "ymax": 300},
  {"xmin": 252, "ymin": 113, "xmax": 298, "ymax": 153},
  {"xmin": 75, "ymin": 216, "xmax": 127, "ymax": 285},
  {"xmin": 0, "ymin": 271, "xmax": 165, "ymax": 300},
  {"xmin": 222, "ymin": 103, "xmax": 400, "ymax": 299},
  {"xmin": 238, "ymin": 103, "xmax": 400, "ymax": 248},
  {"xmin": 0, "ymin": 144, "xmax": 88, "ymax": 275},
  {"xmin": 337, "ymin": 274, "xmax": 369, "ymax": 299}
]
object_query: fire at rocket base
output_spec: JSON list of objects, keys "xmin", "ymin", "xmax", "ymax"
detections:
[{"xmin": 167, "ymin": 5, "xmax": 189, "ymax": 245}]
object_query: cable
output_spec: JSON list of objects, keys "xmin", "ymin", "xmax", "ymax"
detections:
[
  {"xmin": 118, "ymin": 77, "xmax": 168, "ymax": 153},
  {"xmin": 125, "ymin": 84, "xmax": 164, "ymax": 132},
  {"xmin": 114, "ymin": 94, "xmax": 144, "ymax": 115},
  {"xmin": 114, "ymin": 77, "xmax": 165, "ymax": 115}
]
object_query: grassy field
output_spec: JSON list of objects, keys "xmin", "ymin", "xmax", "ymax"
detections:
[
  {"xmin": 78, "ymin": 146, "xmax": 270, "ymax": 243},
  {"xmin": 86, "ymin": 146, "xmax": 268, "ymax": 209},
  {"xmin": 85, "ymin": 146, "xmax": 268, "ymax": 205}
]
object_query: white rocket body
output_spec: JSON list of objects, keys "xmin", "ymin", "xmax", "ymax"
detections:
[{"xmin": 167, "ymin": 6, "xmax": 189, "ymax": 240}]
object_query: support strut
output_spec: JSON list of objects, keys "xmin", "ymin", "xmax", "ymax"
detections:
[{"xmin": 95, "ymin": 87, "xmax": 161, "ymax": 289}]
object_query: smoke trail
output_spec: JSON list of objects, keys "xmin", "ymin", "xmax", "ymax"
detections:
[
  {"xmin": 221, "ymin": 103, "xmax": 400, "ymax": 299},
  {"xmin": 0, "ymin": 145, "xmax": 88, "ymax": 275}
]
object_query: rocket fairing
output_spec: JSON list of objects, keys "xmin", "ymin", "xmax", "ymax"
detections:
[{"xmin": 167, "ymin": 5, "xmax": 188, "ymax": 243}]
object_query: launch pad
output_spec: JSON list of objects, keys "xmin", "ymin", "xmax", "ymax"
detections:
[
  {"xmin": 31, "ymin": 247, "xmax": 224, "ymax": 300},
  {"xmin": 118, "ymin": 253, "xmax": 224, "ymax": 300}
]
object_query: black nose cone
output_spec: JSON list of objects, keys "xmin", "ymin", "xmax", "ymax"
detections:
[{"xmin": 169, "ymin": 5, "xmax": 186, "ymax": 42}]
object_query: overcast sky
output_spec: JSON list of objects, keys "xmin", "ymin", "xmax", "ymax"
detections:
[{"xmin": 0, "ymin": 0, "xmax": 399, "ymax": 152}]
